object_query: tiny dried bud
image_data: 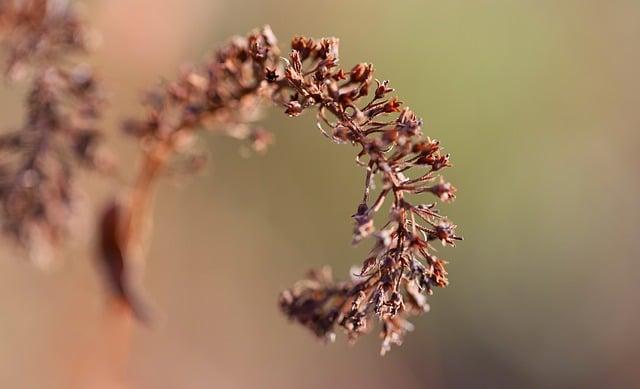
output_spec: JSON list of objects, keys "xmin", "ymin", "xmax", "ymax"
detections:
[
  {"xmin": 285, "ymin": 101, "xmax": 303, "ymax": 117},
  {"xmin": 375, "ymin": 80, "xmax": 393, "ymax": 99},
  {"xmin": 318, "ymin": 37, "xmax": 339, "ymax": 60},
  {"xmin": 332, "ymin": 69, "xmax": 347, "ymax": 81},
  {"xmin": 430, "ymin": 154, "xmax": 451, "ymax": 171},
  {"xmin": 429, "ymin": 259, "xmax": 449, "ymax": 287},
  {"xmin": 428, "ymin": 181, "xmax": 457, "ymax": 202},
  {"xmin": 412, "ymin": 138, "xmax": 440, "ymax": 154},
  {"xmin": 431, "ymin": 222, "xmax": 462, "ymax": 246},
  {"xmin": 350, "ymin": 63, "xmax": 372, "ymax": 83},
  {"xmin": 265, "ymin": 67, "xmax": 278, "ymax": 83},
  {"xmin": 383, "ymin": 97, "xmax": 402, "ymax": 113},
  {"xmin": 289, "ymin": 50, "xmax": 303, "ymax": 73},
  {"xmin": 352, "ymin": 213, "xmax": 374, "ymax": 244}
]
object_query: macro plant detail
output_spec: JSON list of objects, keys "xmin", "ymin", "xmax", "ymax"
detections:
[
  {"xmin": 0, "ymin": 0, "xmax": 460, "ymax": 356},
  {"xmin": 274, "ymin": 36, "xmax": 461, "ymax": 355}
]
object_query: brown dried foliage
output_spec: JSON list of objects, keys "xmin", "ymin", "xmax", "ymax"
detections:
[{"xmin": 0, "ymin": 0, "xmax": 461, "ymax": 355}]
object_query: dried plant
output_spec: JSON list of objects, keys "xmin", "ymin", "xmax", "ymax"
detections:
[
  {"xmin": 273, "ymin": 36, "xmax": 461, "ymax": 354},
  {"xmin": 0, "ymin": 0, "xmax": 108, "ymax": 264},
  {"xmin": 99, "ymin": 26, "xmax": 282, "ymax": 319},
  {"xmin": 0, "ymin": 0, "xmax": 461, "ymax": 356}
]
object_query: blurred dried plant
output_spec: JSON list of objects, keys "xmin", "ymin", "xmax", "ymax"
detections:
[
  {"xmin": 0, "ymin": 0, "xmax": 461, "ymax": 355},
  {"xmin": 100, "ymin": 26, "xmax": 282, "ymax": 319},
  {"xmin": 0, "ymin": 0, "xmax": 109, "ymax": 265}
]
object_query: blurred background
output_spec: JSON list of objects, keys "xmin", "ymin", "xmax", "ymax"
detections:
[{"xmin": 1, "ymin": 0, "xmax": 639, "ymax": 387}]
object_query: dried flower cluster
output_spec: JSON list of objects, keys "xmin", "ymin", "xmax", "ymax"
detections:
[
  {"xmin": 0, "ymin": 0, "xmax": 461, "ymax": 356},
  {"xmin": 122, "ymin": 26, "xmax": 279, "ymax": 149},
  {"xmin": 273, "ymin": 36, "xmax": 461, "ymax": 354},
  {"xmin": 0, "ymin": 0, "xmax": 107, "ymax": 262},
  {"xmin": 98, "ymin": 26, "xmax": 283, "ymax": 318}
]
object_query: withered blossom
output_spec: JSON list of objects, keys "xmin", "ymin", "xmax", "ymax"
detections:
[{"xmin": 273, "ymin": 35, "xmax": 462, "ymax": 354}]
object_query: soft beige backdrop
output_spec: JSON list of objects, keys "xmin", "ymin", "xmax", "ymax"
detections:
[{"xmin": 1, "ymin": 0, "xmax": 639, "ymax": 388}]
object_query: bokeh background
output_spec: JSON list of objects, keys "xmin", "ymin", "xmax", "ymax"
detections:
[{"xmin": 1, "ymin": 0, "xmax": 639, "ymax": 388}]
